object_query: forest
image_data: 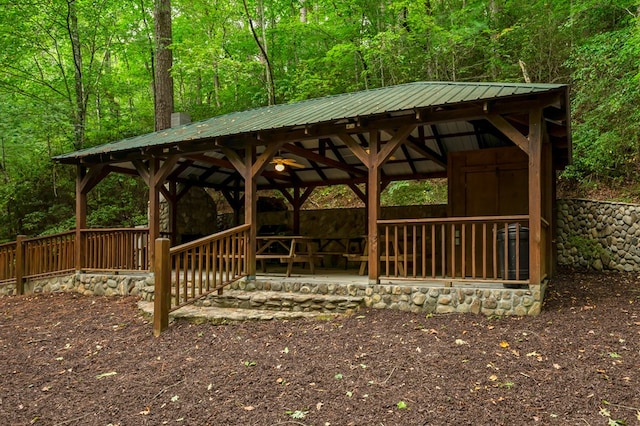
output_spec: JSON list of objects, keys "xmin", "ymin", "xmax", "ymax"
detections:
[{"xmin": 0, "ymin": 0, "xmax": 639, "ymax": 242}]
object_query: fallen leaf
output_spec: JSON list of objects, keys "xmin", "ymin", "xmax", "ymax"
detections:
[
  {"xmin": 499, "ymin": 341, "xmax": 510, "ymax": 348},
  {"xmin": 139, "ymin": 407, "xmax": 151, "ymax": 415},
  {"xmin": 489, "ymin": 374, "xmax": 498, "ymax": 381},
  {"xmin": 96, "ymin": 371, "xmax": 117, "ymax": 379},
  {"xmin": 455, "ymin": 339, "xmax": 468, "ymax": 345}
]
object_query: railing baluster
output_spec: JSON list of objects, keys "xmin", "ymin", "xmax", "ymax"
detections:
[
  {"xmin": 471, "ymin": 223, "xmax": 476, "ymax": 279},
  {"xmin": 373, "ymin": 216, "xmax": 529, "ymax": 284}
]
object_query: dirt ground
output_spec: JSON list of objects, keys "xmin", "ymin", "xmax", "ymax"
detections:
[{"xmin": 1, "ymin": 267, "xmax": 639, "ymax": 426}]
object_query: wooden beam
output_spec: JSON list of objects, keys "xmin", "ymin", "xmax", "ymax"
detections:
[
  {"xmin": 184, "ymin": 153, "xmax": 235, "ymax": 170},
  {"xmin": 78, "ymin": 164, "xmax": 110, "ymax": 194},
  {"xmin": 282, "ymin": 142, "xmax": 367, "ymax": 176},
  {"xmin": 133, "ymin": 160, "xmax": 150, "ymax": 185},
  {"xmin": 337, "ymin": 133, "xmax": 370, "ymax": 167},
  {"xmin": 376, "ymin": 125, "xmax": 416, "ymax": 166},
  {"xmin": 486, "ymin": 114, "xmax": 530, "ymax": 155},
  {"xmin": 153, "ymin": 155, "xmax": 180, "ymax": 187},
  {"xmin": 222, "ymin": 147, "xmax": 246, "ymax": 176},
  {"xmin": 405, "ymin": 137, "xmax": 447, "ymax": 168},
  {"xmin": 252, "ymin": 142, "xmax": 284, "ymax": 178},
  {"xmin": 348, "ymin": 183, "xmax": 366, "ymax": 203}
]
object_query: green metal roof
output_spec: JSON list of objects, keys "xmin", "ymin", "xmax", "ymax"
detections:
[{"xmin": 53, "ymin": 81, "xmax": 567, "ymax": 163}]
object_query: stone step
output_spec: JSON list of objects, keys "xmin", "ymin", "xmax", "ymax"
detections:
[
  {"xmin": 194, "ymin": 289, "xmax": 364, "ymax": 314},
  {"xmin": 137, "ymin": 300, "xmax": 343, "ymax": 323}
]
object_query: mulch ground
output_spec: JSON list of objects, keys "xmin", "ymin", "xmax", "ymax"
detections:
[{"xmin": 1, "ymin": 267, "xmax": 639, "ymax": 426}]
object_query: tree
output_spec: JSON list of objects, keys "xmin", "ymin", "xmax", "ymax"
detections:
[{"xmin": 154, "ymin": 0, "xmax": 174, "ymax": 130}]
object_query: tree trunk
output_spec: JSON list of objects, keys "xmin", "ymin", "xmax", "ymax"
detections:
[
  {"xmin": 242, "ymin": 0, "xmax": 276, "ymax": 105},
  {"xmin": 67, "ymin": 0, "xmax": 86, "ymax": 150},
  {"xmin": 154, "ymin": 0, "xmax": 174, "ymax": 131}
]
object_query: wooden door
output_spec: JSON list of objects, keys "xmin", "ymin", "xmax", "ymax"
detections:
[{"xmin": 448, "ymin": 147, "xmax": 528, "ymax": 277}]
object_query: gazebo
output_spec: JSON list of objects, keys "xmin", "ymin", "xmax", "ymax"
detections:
[{"xmin": 52, "ymin": 81, "xmax": 570, "ymax": 294}]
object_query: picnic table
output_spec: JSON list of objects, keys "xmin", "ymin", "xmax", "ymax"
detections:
[{"xmin": 256, "ymin": 235, "xmax": 320, "ymax": 277}]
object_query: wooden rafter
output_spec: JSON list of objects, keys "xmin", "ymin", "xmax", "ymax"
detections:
[{"xmin": 486, "ymin": 114, "xmax": 530, "ymax": 155}]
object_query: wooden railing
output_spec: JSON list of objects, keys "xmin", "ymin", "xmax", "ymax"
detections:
[
  {"xmin": 81, "ymin": 228, "xmax": 149, "ymax": 271},
  {"xmin": 378, "ymin": 216, "xmax": 530, "ymax": 284},
  {"xmin": 23, "ymin": 232, "xmax": 75, "ymax": 279},
  {"xmin": 0, "ymin": 241, "xmax": 17, "ymax": 285},
  {"xmin": 154, "ymin": 224, "xmax": 250, "ymax": 336}
]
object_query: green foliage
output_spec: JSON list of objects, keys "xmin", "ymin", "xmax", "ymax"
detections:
[
  {"xmin": 382, "ymin": 180, "xmax": 447, "ymax": 206},
  {"xmin": 568, "ymin": 235, "xmax": 607, "ymax": 262},
  {"xmin": 564, "ymin": 20, "xmax": 640, "ymax": 182},
  {"xmin": 1, "ymin": 0, "xmax": 640, "ymax": 238}
]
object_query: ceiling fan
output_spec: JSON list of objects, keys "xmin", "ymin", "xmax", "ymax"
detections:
[{"xmin": 270, "ymin": 156, "xmax": 304, "ymax": 171}]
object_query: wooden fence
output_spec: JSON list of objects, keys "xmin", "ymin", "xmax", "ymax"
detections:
[
  {"xmin": 0, "ymin": 241, "xmax": 18, "ymax": 287},
  {"xmin": 378, "ymin": 216, "xmax": 530, "ymax": 284},
  {"xmin": 81, "ymin": 228, "xmax": 149, "ymax": 271},
  {"xmin": 153, "ymin": 224, "xmax": 250, "ymax": 336},
  {"xmin": 0, "ymin": 228, "xmax": 150, "ymax": 294},
  {"xmin": 22, "ymin": 232, "xmax": 76, "ymax": 280}
]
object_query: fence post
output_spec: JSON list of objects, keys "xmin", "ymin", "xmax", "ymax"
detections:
[
  {"xmin": 153, "ymin": 238, "xmax": 171, "ymax": 337},
  {"xmin": 15, "ymin": 235, "xmax": 26, "ymax": 295}
]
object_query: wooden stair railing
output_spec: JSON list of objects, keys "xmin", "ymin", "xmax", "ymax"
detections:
[{"xmin": 154, "ymin": 224, "xmax": 250, "ymax": 336}]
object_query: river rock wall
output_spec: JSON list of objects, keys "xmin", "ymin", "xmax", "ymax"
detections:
[{"xmin": 557, "ymin": 199, "xmax": 640, "ymax": 272}]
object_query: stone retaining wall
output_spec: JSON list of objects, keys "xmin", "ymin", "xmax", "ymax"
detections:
[
  {"xmin": 0, "ymin": 273, "xmax": 154, "ymax": 297},
  {"xmin": 2, "ymin": 272, "xmax": 542, "ymax": 317},
  {"xmin": 557, "ymin": 199, "xmax": 640, "ymax": 272},
  {"xmin": 220, "ymin": 279, "xmax": 544, "ymax": 316}
]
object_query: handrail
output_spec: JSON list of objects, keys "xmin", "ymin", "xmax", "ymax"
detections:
[
  {"xmin": 167, "ymin": 224, "xmax": 249, "ymax": 313},
  {"xmin": 378, "ymin": 215, "xmax": 529, "ymax": 225},
  {"xmin": 377, "ymin": 216, "xmax": 530, "ymax": 284}
]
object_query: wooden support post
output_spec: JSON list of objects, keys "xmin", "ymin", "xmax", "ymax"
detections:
[
  {"xmin": 153, "ymin": 238, "xmax": 171, "ymax": 337},
  {"xmin": 75, "ymin": 166, "xmax": 87, "ymax": 271},
  {"xmin": 245, "ymin": 147, "xmax": 257, "ymax": 279},
  {"xmin": 528, "ymin": 108, "xmax": 543, "ymax": 285},
  {"xmin": 367, "ymin": 131, "xmax": 381, "ymax": 283},
  {"xmin": 168, "ymin": 180, "xmax": 178, "ymax": 245},
  {"xmin": 15, "ymin": 235, "xmax": 26, "ymax": 295},
  {"xmin": 148, "ymin": 159, "xmax": 160, "ymax": 272},
  {"xmin": 292, "ymin": 187, "xmax": 301, "ymax": 234}
]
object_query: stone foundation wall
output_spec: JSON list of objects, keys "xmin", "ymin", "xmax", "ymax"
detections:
[
  {"xmin": 0, "ymin": 273, "xmax": 154, "ymax": 297},
  {"xmin": 557, "ymin": 199, "xmax": 640, "ymax": 272},
  {"xmin": 221, "ymin": 279, "xmax": 544, "ymax": 316}
]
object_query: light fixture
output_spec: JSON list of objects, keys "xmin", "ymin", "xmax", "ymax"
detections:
[{"xmin": 274, "ymin": 162, "xmax": 285, "ymax": 172}]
